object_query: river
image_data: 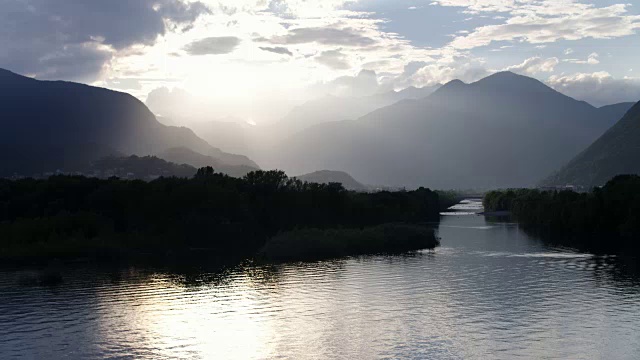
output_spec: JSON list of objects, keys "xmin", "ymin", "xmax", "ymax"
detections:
[{"xmin": 1, "ymin": 200, "xmax": 639, "ymax": 359}]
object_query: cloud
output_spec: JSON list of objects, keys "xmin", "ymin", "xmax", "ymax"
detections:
[
  {"xmin": 430, "ymin": 0, "xmax": 521, "ymax": 14},
  {"xmin": 309, "ymin": 69, "xmax": 382, "ymax": 97},
  {"xmin": 442, "ymin": 2, "xmax": 640, "ymax": 49},
  {"xmin": 34, "ymin": 43, "xmax": 115, "ymax": 82},
  {"xmin": 408, "ymin": 63, "xmax": 490, "ymax": 87},
  {"xmin": 103, "ymin": 75, "xmax": 182, "ymax": 92},
  {"xmin": 505, "ymin": 57, "xmax": 559, "ymax": 75},
  {"xmin": 564, "ymin": 52, "xmax": 600, "ymax": 65},
  {"xmin": 0, "ymin": 0, "xmax": 210, "ymax": 81},
  {"xmin": 259, "ymin": 46, "xmax": 294, "ymax": 56},
  {"xmin": 265, "ymin": 27, "xmax": 376, "ymax": 46},
  {"xmin": 547, "ymin": 72, "xmax": 640, "ymax": 107},
  {"xmin": 219, "ymin": 0, "xmax": 353, "ymax": 18},
  {"xmin": 184, "ymin": 37, "xmax": 241, "ymax": 55},
  {"xmin": 387, "ymin": 56, "xmax": 490, "ymax": 89},
  {"xmin": 315, "ymin": 50, "xmax": 351, "ymax": 70}
]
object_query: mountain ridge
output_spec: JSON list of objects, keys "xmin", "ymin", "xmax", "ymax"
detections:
[
  {"xmin": 541, "ymin": 101, "xmax": 640, "ymax": 187},
  {"xmin": 0, "ymin": 68, "xmax": 258, "ymax": 176},
  {"xmin": 266, "ymin": 71, "xmax": 633, "ymax": 189}
]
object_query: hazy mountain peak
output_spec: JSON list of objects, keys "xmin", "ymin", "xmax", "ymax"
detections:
[
  {"xmin": 441, "ymin": 79, "xmax": 466, "ymax": 88},
  {"xmin": 429, "ymin": 79, "xmax": 466, "ymax": 97},
  {"xmin": 434, "ymin": 72, "xmax": 555, "ymax": 97},
  {"xmin": 270, "ymin": 71, "xmax": 630, "ymax": 189},
  {"xmin": 473, "ymin": 71, "xmax": 550, "ymax": 91},
  {"xmin": 482, "ymin": 70, "xmax": 521, "ymax": 79},
  {"xmin": 444, "ymin": 79, "xmax": 466, "ymax": 86}
]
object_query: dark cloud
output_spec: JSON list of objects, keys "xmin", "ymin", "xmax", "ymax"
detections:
[
  {"xmin": 36, "ymin": 44, "xmax": 114, "ymax": 82},
  {"xmin": 0, "ymin": 0, "xmax": 210, "ymax": 81},
  {"xmin": 259, "ymin": 47, "xmax": 294, "ymax": 56},
  {"xmin": 315, "ymin": 50, "xmax": 350, "ymax": 70},
  {"xmin": 266, "ymin": 27, "xmax": 376, "ymax": 46},
  {"xmin": 184, "ymin": 37, "xmax": 241, "ymax": 55}
]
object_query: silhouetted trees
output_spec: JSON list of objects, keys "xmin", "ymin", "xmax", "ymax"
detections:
[
  {"xmin": 0, "ymin": 169, "xmax": 443, "ymax": 262},
  {"xmin": 484, "ymin": 175, "xmax": 640, "ymax": 252}
]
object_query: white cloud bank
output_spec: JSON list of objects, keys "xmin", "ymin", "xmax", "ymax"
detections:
[
  {"xmin": 506, "ymin": 57, "xmax": 559, "ymax": 75},
  {"xmin": 547, "ymin": 72, "xmax": 640, "ymax": 107},
  {"xmin": 436, "ymin": 1, "xmax": 640, "ymax": 49}
]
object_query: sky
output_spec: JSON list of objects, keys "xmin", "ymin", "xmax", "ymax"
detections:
[{"xmin": 1, "ymin": 0, "xmax": 640, "ymax": 121}]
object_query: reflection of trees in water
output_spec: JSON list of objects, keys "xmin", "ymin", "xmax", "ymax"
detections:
[
  {"xmin": 115, "ymin": 258, "xmax": 351, "ymax": 289},
  {"xmin": 520, "ymin": 226, "xmax": 640, "ymax": 289},
  {"xmin": 469, "ymin": 214, "xmax": 640, "ymax": 290},
  {"xmin": 590, "ymin": 254, "xmax": 640, "ymax": 290}
]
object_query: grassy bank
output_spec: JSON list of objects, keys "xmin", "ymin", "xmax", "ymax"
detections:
[{"xmin": 260, "ymin": 224, "xmax": 439, "ymax": 262}]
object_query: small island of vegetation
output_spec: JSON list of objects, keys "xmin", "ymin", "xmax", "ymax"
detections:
[{"xmin": 0, "ymin": 167, "xmax": 442, "ymax": 264}]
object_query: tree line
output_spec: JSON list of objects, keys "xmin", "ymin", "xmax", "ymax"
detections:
[
  {"xmin": 0, "ymin": 167, "xmax": 443, "ymax": 262},
  {"xmin": 484, "ymin": 175, "xmax": 640, "ymax": 252}
]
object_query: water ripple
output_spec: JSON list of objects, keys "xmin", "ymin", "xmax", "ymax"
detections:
[{"xmin": 1, "ymin": 214, "xmax": 640, "ymax": 359}]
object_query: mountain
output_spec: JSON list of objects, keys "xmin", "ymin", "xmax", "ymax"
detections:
[
  {"xmin": 0, "ymin": 68, "xmax": 257, "ymax": 176},
  {"xmin": 295, "ymin": 170, "xmax": 368, "ymax": 191},
  {"xmin": 271, "ymin": 85, "xmax": 440, "ymax": 139},
  {"xmin": 250, "ymin": 84, "xmax": 440, "ymax": 167},
  {"xmin": 596, "ymin": 102, "xmax": 637, "ymax": 120},
  {"xmin": 387, "ymin": 86, "xmax": 441, "ymax": 102},
  {"xmin": 161, "ymin": 84, "xmax": 440, "ymax": 166},
  {"xmin": 189, "ymin": 118, "xmax": 251, "ymax": 156},
  {"xmin": 266, "ymin": 72, "xmax": 633, "ymax": 189},
  {"xmin": 158, "ymin": 147, "xmax": 257, "ymax": 178},
  {"xmin": 541, "ymin": 101, "xmax": 640, "ymax": 188}
]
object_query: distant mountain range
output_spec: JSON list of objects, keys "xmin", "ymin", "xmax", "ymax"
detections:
[
  {"xmin": 3, "ymin": 67, "xmax": 636, "ymax": 189},
  {"xmin": 266, "ymin": 72, "xmax": 634, "ymax": 189},
  {"xmin": 541, "ymin": 101, "xmax": 640, "ymax": 188},
  {"xmin": 0, "ymin": 68, "xmax": 257, "ymax": 177},
  {"xmin": 146, "ymin": 84, "xmax": 440, "ymax": 163},
  {"xmin": 188, "ymin": 118, "xmax": 252, "ymax": 156},
  {"xmin": 295, "ymin": 170, "xmax": 368, "ymax": 191},
  {"xmin": 272, "ymin": 85, "xmax": 441, "ymax": 139}
]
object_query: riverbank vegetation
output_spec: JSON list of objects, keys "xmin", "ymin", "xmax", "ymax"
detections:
[
  {"xmin": 0, "ymin": 168, "xmax": 442, "ymax": 263},
  {"xmin": 260, "ymin": 224, "xmax": 439, "ymax": 262},
  {"xmin": 484, "ymin": 175, "xmax": 640, "ymax": 251}
]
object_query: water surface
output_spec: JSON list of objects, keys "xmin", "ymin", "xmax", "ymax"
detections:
[{"xmin": 1, "ymin": 200, "xmax": 639, "ymax": 359}]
